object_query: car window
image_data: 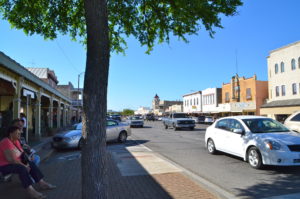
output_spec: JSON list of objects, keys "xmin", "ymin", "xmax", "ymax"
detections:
[
  {"xmin": 107, "ymin": 120, "xmax": 118, "ymax": 127},
  {"xmin": 215, "ymin": 119, "xmax": 229, "ymax": 131},
  {"xmin": 291, "ymin": 113, "xmax": 300, "ymax": 122},
  {"xmin": 228, "ymin": 119, "xmax": 244, "ymax": 133},
  {"xmin": 242, "ymin": 118, "xmax": 289, "ymax": 133}
]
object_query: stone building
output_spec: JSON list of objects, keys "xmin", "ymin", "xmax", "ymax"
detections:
[
  {"xmin": 261, "ymin": 41, "xmax": 300, "ymax": 122},
  {"xmin": 152, "ymin": 94, "xmax": 183, "ymax": 115}
]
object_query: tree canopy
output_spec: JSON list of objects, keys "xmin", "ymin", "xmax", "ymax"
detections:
[
  {"xmin": 0, "ymin": 0, "xmax": 243, "ymax": 53},
  {"xmin": 121, "ymin": 109, "xmax": 134, "ymax": 116}
]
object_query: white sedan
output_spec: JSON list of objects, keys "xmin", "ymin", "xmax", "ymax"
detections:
[{"xmin": 205, "ymin": 116, "xmax": 300, "ymax": 169}]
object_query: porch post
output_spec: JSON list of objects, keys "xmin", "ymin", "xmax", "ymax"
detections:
[
  {"xmin": 57, "ymin": 100, "xmax": 61, "ymax": 128},
  {"xmin": 63, "ymin": 103, "xmax": 66, "ymax": 127},
  {"xmin": 35, "ymin": 89, "xmax": 42, "ymax": 139},
  {"xmin": 13, "ymin": 77, "xmax": 23, "ymax": 119},
  {"xmin": 49, "ymin": 96, "xmax": 53, "ymax": 128}
]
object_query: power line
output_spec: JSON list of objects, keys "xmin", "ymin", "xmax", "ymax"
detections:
[{"xmin": 55, "ymin": 40, "xmax": 80, "ymax": 73}]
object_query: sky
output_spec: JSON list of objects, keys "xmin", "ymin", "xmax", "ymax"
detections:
[{"xmin": 1, "ymin": 0, "xmax": 300, "ymax": 111}]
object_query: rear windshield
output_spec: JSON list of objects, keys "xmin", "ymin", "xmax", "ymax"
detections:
[{"xmin": 173, "ymin": 114, "xmax": 189, "ymax": 118}]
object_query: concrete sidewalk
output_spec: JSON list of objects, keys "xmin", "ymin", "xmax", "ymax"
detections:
[{"xmin": 0, "ymin": 139, "xmax": 220, "ymax": 199}]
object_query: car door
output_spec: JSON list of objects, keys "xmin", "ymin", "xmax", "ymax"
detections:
[
  {"xmin": 225, "ymin": 119, "xmax": 246, "ymax": 157},
  {"xmin": 287, "ymin": 113, "xmax": 300, "ymax": 133},
  {"xmin": 213, "ymin": 119, "xmax": 231, "ymax": 152},
  {"xmin": 106, "ymin": 120, "xmax": 119, "ymax": 141}
]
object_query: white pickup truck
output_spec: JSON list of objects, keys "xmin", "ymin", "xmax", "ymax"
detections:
[{"xmin": 163, "ymin": 113, "xmax": 195, "ymax": 130}]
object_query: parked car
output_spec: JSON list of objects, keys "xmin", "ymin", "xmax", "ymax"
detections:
[
  {"xmin": 205, "ymin": 115, "xmax": 300, "ymax": 169},
  {"xmin": 284, "ymin": 111, "xmax": 300, "ymax": 133},
  {"xmin": 52, "ymin": 120, "xmax": 131, "ymax": 149},
  {"xmin": 163, "ymin": 113, "xmax": 195, "ymax": 130},
  {"xmin": 204, "ymin": 116, "xmax": 214, "ymax": 124},
  {"xmin": 145, "ymin": 114, "xmax": 155, "ymax": 121},
  {"xmin": 192, "ymin": 116, "xmax": 206, "ymax": 124},
  {"xmin": 109, "ymin": 114, "xmax": 122, "ymax": 121},
  {"xmin": 128, "ymin": 116, "xmax": 144, "ymax": 128}
]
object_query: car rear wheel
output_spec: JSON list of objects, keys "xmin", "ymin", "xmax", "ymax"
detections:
[
  {"xmin": 165, "ymin": 124, "xmax": 168, "ymax": 129},
  {"xmin": 207, "ymin": 139, "xmax": 217, "ymax": 154},
  {"xmin": 247, "ymin": 147, "xmax": 263, "ymax": 169},
  {"xmin": 118, "ymin": 131, "xmax": 127, "ymax": 143},
  {"xmin": 190, "ymin": 127, "xmax": 194, "ymax": 130}
]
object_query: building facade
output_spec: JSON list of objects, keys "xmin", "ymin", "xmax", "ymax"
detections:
[
  {"xmin": 134, "ymin": 106, "xmax": 151, "ymax": 115},
  {"xmin": 0, "ymin": 52, "xmax": 72, "ymax": 140},
  {"xmin": 183, "ymin": 91, "xmax": 202, "ymax": 114},
  {"xmin": 57, "ymin": 82, "xmax": 83, "ymax": 123},
  {"xmin": 27, "ymin": 68, "xmax": 59, "ymax": 88},
  {"xmin": 261, "ymin": 41, "xmax": 300, "ymax": 121},
  {"xmin": 202, "ymin": 88, "xmax": 222, "ymax": 114},
  {"xmin": 152, "ymin": 94, "xmax": 182, "ymax": 115},
  {"xmin": 218, "ymin": 74, "xmax": 268, "ymax": 116},
  {"xmin": 167, "ymin": 104, "xmax": 183, "ymax": 113}
]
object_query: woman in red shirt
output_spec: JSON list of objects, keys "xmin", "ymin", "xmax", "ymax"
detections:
[{"xmin": 0, "ymin": 126, "xmax": 56, "ymax": 199}]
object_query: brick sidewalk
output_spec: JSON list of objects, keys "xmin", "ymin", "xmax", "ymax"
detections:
[{"xmin": 0, "ymin": 151, "xmax": 218, "ymax": 199}]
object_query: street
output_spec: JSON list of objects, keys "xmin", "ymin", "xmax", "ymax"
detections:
[{"xmin": 130, "ymin": 121, "xmax": 300, "ymax": 199}]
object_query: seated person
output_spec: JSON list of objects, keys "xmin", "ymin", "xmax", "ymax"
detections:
[
  {"xmin": 0, "ymin": 126, "xmax": 56, "ymax": 199},
  {"xmin": 11, "ymin": 119, "xmax": 40, "ymax": 166}
]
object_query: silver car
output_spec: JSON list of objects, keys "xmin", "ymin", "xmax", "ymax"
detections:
[
  {"xmin": 127, "ymin": 116, "xmax": 144, "ymax": 128},
  {"xmin": 52, "ymin": 120, "xmax": 131, "ymax": 149}
]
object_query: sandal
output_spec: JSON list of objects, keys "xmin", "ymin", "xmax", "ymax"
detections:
[{"xmin": 40, "ymin": 183, "xmax": 57, "ymax": 190}]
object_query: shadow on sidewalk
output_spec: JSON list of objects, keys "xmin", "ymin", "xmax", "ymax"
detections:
[{"xmin": 0, "ymin": 139, "xmax": 175, "ymax": 199}]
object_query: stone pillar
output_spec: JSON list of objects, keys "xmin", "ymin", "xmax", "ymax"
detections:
[
  {"xmin": 63, "ymin": 104, "xmax": 66, "ymax": 127},
  {"xmin": 57, "ymin": 101, "xmax": 61, "ymax": 128},
  {"xmin": 13, "ymin": 77, "xmax": 23, "ymax": 119},
  {"xmin": 68, "ymin": 106, "xmax": 72, "ymax": 125},
  {"xmin": 35, "ymin": 89, "xmax": 42, "ymax": 139},
  {"xmin": 49, "ymin": 97, "xmax": 53, "ymax": 128}
]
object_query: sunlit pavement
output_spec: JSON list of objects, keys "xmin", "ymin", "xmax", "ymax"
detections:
[{"xmin": 130, "ymin": 121, "xmax": 300, "ymax": 199}]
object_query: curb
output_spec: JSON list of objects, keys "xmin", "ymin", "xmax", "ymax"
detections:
[
  {"xmin": 32, "ymin": 138, "xmax": 55, "ymax": 163},
  {"xmin": 129, "ymin": 136, "xmax": 237, "ymax": 199}
]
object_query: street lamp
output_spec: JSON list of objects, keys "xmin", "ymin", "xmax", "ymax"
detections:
[
  {"xmin": 77, "ymin": 72, "xmax": 85, "ymax": 122},
  {"xmin": 78, "ymin": 72, "xmax": 85, "ymax": 96}
]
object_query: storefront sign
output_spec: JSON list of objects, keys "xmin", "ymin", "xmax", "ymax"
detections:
[{"xmin": 23, "ymin": 89, "xmax": 35, "ymax": 99}]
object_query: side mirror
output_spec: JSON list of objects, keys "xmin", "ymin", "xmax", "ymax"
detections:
[{"xmin": 233, "ymin": 129, "xmax": 244, "ymax": 135}]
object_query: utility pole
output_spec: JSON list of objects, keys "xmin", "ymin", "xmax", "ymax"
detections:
[{"xmin": 77, "ymin": 72, "xmax": 85, "ymax": 122}]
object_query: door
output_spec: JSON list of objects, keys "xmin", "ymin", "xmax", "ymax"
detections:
[
  {"xmin": 213, "ymin": 119, "xmax": 231, "ymax": 151},
  {"xmin": 106, "ymin": 120, "xmax": 119, "ymax": 141},
  {"xmin": 225, "ymin": 119, "xmax": 246, "ymax": 157}
]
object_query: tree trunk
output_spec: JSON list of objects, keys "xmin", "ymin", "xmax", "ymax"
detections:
[{"xmin": 82, "ymin": 0, "xmax": 109, "ymax": 198}]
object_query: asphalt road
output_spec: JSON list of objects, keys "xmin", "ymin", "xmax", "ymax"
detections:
[{"xmin": 130, "ymin": 121, "xmax": 300, "ymax": 199}]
